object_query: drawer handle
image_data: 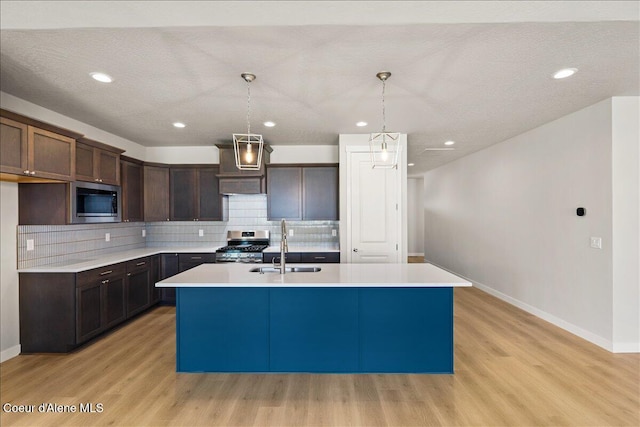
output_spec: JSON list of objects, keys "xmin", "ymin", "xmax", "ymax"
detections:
[
  {"xmin": 136, "ymin": 262, "xmax": 146, "ymax": 266},
  {"xmin": 101, "ymin": 279, "xmax": 109, "ymax": 284},
  {"xmin": 99, "ymin": 270, "xmax": 113, "ymax": 276},
  {"xmin": 314, "ymin": 256, "xmax": 326, "ymax": 260},
  {"xmin": 190, "ymin": 256, "xmax": 202, "ymax": 260}
]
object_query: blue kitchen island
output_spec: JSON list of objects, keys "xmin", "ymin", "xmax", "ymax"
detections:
[{"xmin": 156, "ymin": 263, "xmax": 471, "ymax": 373}]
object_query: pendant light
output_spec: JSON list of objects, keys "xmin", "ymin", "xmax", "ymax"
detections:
[
  {"xmin": 369, "ymin": 71, "xmax": 400, "ymax": 169},
  {"xmin": 233, "ymin": 73, "xmax": 264, "ymax": 170}
]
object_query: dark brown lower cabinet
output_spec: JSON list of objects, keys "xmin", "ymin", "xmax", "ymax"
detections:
[
  {"xmin": 20, "ymin": 257, "xmax": 158, "ymax": 353},
  {"xmin": 263, "ymin": 252, "xmax": 340, "ymax": 264},
  {"xmin": 159, "ymin": 253, "xmax": 179, "ymax": 305}
]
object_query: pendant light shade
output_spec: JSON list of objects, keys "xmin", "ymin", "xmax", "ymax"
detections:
[
  {"xmin": 369, "ymin": 71, "xmax": 400, "ymax": 169},
  {"xmin": 233, "ymin": 73, "xmax": 264, "ymax": 170}
]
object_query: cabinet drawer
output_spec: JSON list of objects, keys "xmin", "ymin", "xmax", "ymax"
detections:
[
  {"xmin": 300, "ymin": 252, "xmax": 340, "ymax": 263},
  {"xmin": 178, "ymin": 253, "xmax": 216, "ymax": 263},
  {"xmin": 263, "ymin": 252, "xmax": 301, "ymax": 264},
  {"xmin": 126, "ymin": 257, "xmax": 151, "ymax": 272},
  {"xmin": 77, "ymin": 263, "xmax": 126, "ymax": 286}
]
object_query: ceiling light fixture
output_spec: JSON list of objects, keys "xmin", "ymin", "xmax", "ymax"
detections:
[
  {"xmin": 369, "ymin": 71, "xmax": 400, "ymax": 169},
  {"xmin": 444, "ymin": 140, "xmax": 455, "ymax": 146},
  {"xmin": 233, "ymin": 73, "xmax": 264, "ymax": 170},
  {"xmin": 553, "ymin": 68, "xmax": 578, "ymax": 79},
  {"xmin": 356, "ymin": 121, "xmax": 368, "ymax": 127},
  {"xmin": 90, "ymin": 72, "xmax": 113, "ymax": 83},
  {"xmin": 263, "ymin": 121, "xmax": 276, "ymax": 127},
  {"xmin": 173, "ymin": 122, "xmax": 186, "ymax": 128}
]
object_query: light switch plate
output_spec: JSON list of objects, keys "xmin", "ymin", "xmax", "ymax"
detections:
[
  {"xmin": 105, "ymin": 233, "xmax": 110, "ymax": 242},
  {"xmin": 331, "ymin": 229, "xmax": 337, "ymax": 237},
  {"xmin": 142, "ymin": 229, "xmax": 146, "ymax": 237},
  {"xmin": 199, "ymin": 229, "xmax": 204, "ymax": 237},
  {"xmin": 288, "ymin": 229, "xmax": 294, "ymax": 237},
  {"xmin": 26, "ymin": 239, "xmax": 34, "ymax": 251},
  {"xmin": 590, "ymin": 237, "xmax": 602, "ymax": 249}
]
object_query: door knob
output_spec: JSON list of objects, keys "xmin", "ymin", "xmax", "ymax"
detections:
[{"xmin": 353, "ymin": 248, "xmax": 358, "ymax": 252}]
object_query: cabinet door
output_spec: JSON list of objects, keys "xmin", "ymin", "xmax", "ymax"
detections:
[
  {"xmin": 267, "ymin": 167, "xmax": 302, "ymax": 220},
  {"xmin": 97, "ymin": 149, "xmax": 119, "ymax": 185},
  {"xmin": 77, "ymin": 282, "xmax": 104, "ymax": 343},
  {"xmin": 144, "ymin": 165, "xmax": 170, "ymax": 221},
  {"xmin": 121, "ymin": 160, "xmax": 144, "ymax": 222},
  {"xmin": 198, "ymin": 166, "xmax": 224, "ymax": 220},
  {"xmin": 0, "ymin": 117, "xmax": 29, "ymax": 175},
  {"xmin": 103, "ymin": 276, "xmax": 126, "ymax": 329},
  {"xmin": 160, "ymin": 253, "xmax": 180, "ymax": 305},
  {"xmin": 150, "ymin": 255, "xmax": 161, "ymax": 304},
  {"xmin": 75, "ymin": 142, "xmax": 96, "ymax": 182},
  {"xmin": 28, "ymin": 126, "xmax": 75, "ymax": 181},
  {"xmin": 126, "ymin": 268, "xmax": 150, "ymax": 317},
  {"xmin": 303, "ymin": 166, "xmax": 338, "ymax": 220},
  {"xmin": 170, "ymin": 168, "xmax": 197, "ymax": 220}
]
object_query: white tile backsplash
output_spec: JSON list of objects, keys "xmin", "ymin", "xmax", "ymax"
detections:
[{"xmin": 18, "ymin": 194, "xmax": 339, "ymax": 268}]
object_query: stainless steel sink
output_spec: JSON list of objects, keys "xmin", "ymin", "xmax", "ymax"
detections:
[{"xmin": 250, "ymin": 266, "xmax": 322, "ymax": 274}]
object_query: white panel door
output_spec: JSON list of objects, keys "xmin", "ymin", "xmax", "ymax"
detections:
[{"xmin": 349, "ymin": 152, "xmax": 399, "ymax": 263}]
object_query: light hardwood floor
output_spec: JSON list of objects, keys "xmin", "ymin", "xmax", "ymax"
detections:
[{"xmin": 1, "ymin": 287, "xmax": 638, "ymax": 426}]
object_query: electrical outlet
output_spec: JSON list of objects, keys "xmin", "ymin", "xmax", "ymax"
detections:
[
  {"xmin": 289, "ymin": 229, "xmax": 294, "ymax": 237},
  {"xmin": 26, "ymin": 239, "xmax": 34, "ymax": 251},
  {"xmin": 331, "ymin": 229, "xmax": 337, "ymax": 237},
  {"xmin": 199, "ymin": 229, "xmax": 204, "ymax": 237},
  {"xmin": 105, "ymin": 233, "xmax": 110, "ymax": 242},
  {"xmin": 590, "ymin": 237, "xmax": 602, "ymax": 249},
  {"xmin": 142, "ymin": 229, "xmax": 146, "ymax": 237}
]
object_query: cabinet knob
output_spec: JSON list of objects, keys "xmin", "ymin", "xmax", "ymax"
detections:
[
  {"xmin": 30, "ymin": 171, "xmax": 36, "ymax": 175},
  {"xmin": 127, "ymin": 273, "xmax": 131, "ymax": 277},
  {"xmin": 353, "ymin": 248, "xmax": 358, "ymax": 252},
  {"xmin": 23, "ymin": 170, "xmax": 30, "ymax": 175}
]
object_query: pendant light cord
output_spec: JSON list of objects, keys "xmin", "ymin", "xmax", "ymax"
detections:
[
  {"xmin": 381, "ymin": 78, "xmax": 386, "ymax": 133},
  {"xmin": 246, "ymin": 80, "xmax": 252, "ymax": 135}
]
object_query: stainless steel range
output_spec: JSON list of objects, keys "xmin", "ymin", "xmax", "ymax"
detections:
[{"xmin": 215, "ymin": 230, "xmax": 270, "ymax": 263}]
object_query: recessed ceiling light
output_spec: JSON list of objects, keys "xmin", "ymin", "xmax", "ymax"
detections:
[
  {"xmin": 444, "ymin": 140, "xmax": 455, "ymax": 146},
  {"xmin": 356, "ymin": 121, "xmax": 368, "ymax": 127},
  {"xmin": 408, "ymin": 163, "xmax": 415, "ymax": 167},
  {"xmin": 553, "ymin": 68, "xmax": 578, "ymax": 79},
  {"xmin": 173, "ymin": 122, "xmax": 186, "ymax": 128},
  {"xmin": 90, "ymin": 72, "xmax": 113, "ymax": 83},
  {"xmin": 263, "ymin": 121, "xmax": 276, "ymax": 127}
]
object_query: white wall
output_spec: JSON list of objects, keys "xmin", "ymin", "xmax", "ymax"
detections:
[
  {"xmin": 407, "ymin": 177, "xmax": 425, "ymax": 256},
  {"xmin": 1, "ymin": 181, "xmax": 20, "ymax": 361},
  {"xmin": 612, "ymin": 97, "xmax": 640, "ymax": 352},
  {"xmin": 423, "ymin": 98, "xmax": 622, "ymax": 350}
]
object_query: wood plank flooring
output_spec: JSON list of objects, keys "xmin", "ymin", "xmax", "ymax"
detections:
[{"xmin": 1, "ymin": 287, "xmax": 638, "ymax": 426}]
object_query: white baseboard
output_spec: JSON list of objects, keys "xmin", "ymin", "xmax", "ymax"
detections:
[
  {"xmin": 612, "ymin": 342, "xmax": 640, "ymax": 353},
  {"xmin": 1, "ymin": 345, "xmax": 21, "ymax": 363},
  {"xmin": 424, "ymin": 260, "xmax": 639, "ymax": 354},
  {"xmin": 408, "ymin": 253, "xmax": 425, "ymax": 257}
]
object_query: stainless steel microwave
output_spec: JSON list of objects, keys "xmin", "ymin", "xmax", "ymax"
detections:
[{"xmin": 70, "ymin": 182, "xmax": 121, "ymax": 224}]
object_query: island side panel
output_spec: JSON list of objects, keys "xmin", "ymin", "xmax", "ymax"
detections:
[
  {"xmin": 176, "ymin": 287, "xmax": 270, "ymax": 372},
  {"xmin": 359, "ymin": 287, "xmax": 454, "ymax": 373},
  {"xmin": 270, "ymin": 288, "xmax": 359, "ymax": 372}
]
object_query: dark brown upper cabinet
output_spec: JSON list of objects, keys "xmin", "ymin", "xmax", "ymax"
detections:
[
  {"xmin": 170, "ymin": 165, "xmax": 225, "ymax": 221},
  {"xmin": 75, "ymin": 137, "xmax": 124, "ymax": 185},
  {"xmin": 143, "ymin": 163, "xmax": 170, "ymax": 222},
  {"xmin": 1, "ymin": 111, "xmax": 81, "ymax": 182},
  {"xmin": 121, "ymin": 156, "xmax": 144, "ymax": 222},
  {"xmin": 267, "ymin": 164, "xmax": 338, "ymax": 221}
]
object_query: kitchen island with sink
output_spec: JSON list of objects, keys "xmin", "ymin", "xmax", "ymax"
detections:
[{"xmin": 156, "ymin": 263, "xmax": 471, "ymax": 373}]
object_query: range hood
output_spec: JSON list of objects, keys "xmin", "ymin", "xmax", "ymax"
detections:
[{"xmin": 215, "ymin": 143, "xmax": 272, "ymax": 195}]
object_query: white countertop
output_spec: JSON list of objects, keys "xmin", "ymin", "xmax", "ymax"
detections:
[
  {"xmin": 263, "ymin": 245, "xmax": 339, "ymax": 253},
  {"xmin": 156, "ymin": 263, "xmax": 472, "ymax": 288},
  {"xmin": 17, "ymin": 247, "xmax": 220, "ymax": 273},
  {"xmin": 18, "ymin": 246, "xmax": 340, "ymax": 273}
]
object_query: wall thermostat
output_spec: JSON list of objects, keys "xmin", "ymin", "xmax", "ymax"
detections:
[{"xmin": 576, "ymin": 207, "xmax": 586, "ymax": 216}]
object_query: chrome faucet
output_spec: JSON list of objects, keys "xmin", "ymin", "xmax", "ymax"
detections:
[{"xmin": 278, "ymin": 219, "xmax": 288, "ymax": 274}]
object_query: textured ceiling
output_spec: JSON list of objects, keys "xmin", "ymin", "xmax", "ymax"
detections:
[{"xmin": 0, "ymin": 2, "xmax": 638, "ymax": 174}]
